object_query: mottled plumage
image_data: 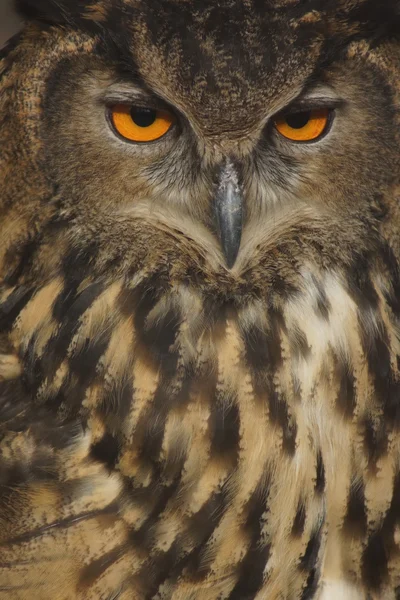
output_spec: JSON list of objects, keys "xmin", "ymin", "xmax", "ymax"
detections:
[{"xmin": 1, "ymin": 1, "xmax": 400, "ymax": 598}]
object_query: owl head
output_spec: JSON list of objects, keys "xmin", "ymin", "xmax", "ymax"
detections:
[{"xmin": 1, "ymin": 0, "xmax": 400, "ymax": 305}]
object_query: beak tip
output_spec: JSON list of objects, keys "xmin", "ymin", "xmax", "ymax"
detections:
[{"xmin": 224, "ymin": 246, "xmax": 240, "ymax": 269}]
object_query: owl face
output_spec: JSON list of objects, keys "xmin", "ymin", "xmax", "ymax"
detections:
[{"xmin": 3, "ymin": 0, "xmax": 400, "ymax": 298}]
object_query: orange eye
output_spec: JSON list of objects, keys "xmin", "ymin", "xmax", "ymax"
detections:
[
  {"xmin": 110, "ymin": 105, "xmax": 174, "ymax": 143},
  {"xmin": 274, "ymin": 108, "xmax": 331, "ymax": 142}
]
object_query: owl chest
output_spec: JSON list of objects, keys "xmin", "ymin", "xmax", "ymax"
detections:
[
  {"xmin": 102, "ymin": 302, "xmax": 352, "ymax": 594},
  {"xmin": 7, "ymin": 274, "xmax": 397, "ymax": 598},
  {"xmin": 12, "ymin": 275, "xmax": 359, "ymax": 533}
]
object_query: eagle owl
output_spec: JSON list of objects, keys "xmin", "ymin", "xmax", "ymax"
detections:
[{"xmin": 1, "ymin": 0, "xmax": 400, "ymax": 598}]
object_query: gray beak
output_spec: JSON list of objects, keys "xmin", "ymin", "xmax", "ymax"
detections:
[{"xmin": 213, "ymin": 160, "xmax": 243, "ymax": 269}]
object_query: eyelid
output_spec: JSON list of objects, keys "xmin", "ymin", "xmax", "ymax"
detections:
[
  {"xmin": 281, "ymin": 97, "xmax": 345, "ymax": 115},
  {"xmin": 103, "ymin": 97, "xmax": 168, "ymax": 113},
  {"xmin": 101, "ymin": 89, "xmax": 173, "ymax": 113}
]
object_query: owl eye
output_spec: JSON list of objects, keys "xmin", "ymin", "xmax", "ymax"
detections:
[
  {"xmin": 273, "ymin": 108, "xmax": 331, "ymax": 142},
  {"xmin": 110, "ymin": 104, "xmax": 175, "ymax": 143}
]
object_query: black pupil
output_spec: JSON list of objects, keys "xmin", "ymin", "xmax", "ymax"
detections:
[
  {"xmin": 285, "ymin": 111, "xmax": 311, "ymax": 129},
  {"xmin": 131, "ymin": 108, "xmax": 157, "ymax": 128}
]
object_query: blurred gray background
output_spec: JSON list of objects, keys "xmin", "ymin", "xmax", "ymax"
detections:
[{"xmin": 0, "ymin": 0, "xmax": 22, "ymax": 47}]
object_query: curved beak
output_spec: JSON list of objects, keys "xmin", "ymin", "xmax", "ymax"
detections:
[{"xmin": 213, "ymin": 161, "xmax": 243, "ymax": 269}]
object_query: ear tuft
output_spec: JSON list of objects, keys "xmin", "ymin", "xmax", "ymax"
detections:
[
  {"xmin": 15, "ymin": 0, "xmax": 88, "ymax": 25},
  {"xmin": 339, "ymin": 0, "xmax": 400, "ymax": 32}
]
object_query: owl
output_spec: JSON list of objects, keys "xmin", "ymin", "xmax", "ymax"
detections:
[{"xmin": 2, "ymin": 0, "xmax": 400, "ymax": 598}]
